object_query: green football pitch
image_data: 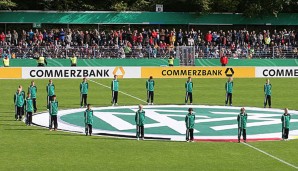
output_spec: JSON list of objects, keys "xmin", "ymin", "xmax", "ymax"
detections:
[{"xmin": 0, "ymin": 78, "xmax": 298, "ymax": 171}]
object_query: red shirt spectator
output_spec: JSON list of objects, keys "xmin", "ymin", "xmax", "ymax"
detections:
[
  {"xmin": 220, "ymin": 55, "xmax": 228, "ymax": 66},
  {"xmin": 205, "ymin": 31, "xmax": 212, "ymax": 42},
  {"xmin": 152, "ymin": 30, "xmax": 157, "ymax": 38},
  {"xmin": 149, "ymin": 36, "xmax": 154, "ymax": 45},
  {"xmin": 137, "ymin": 33, "xmax": 143, "ymax": 43},
  {"xmin": 0, "ymin": 32, "xmax": 6, "ymax": 42}
]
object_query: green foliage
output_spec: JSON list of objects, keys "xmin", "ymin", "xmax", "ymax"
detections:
[
  {"xmin": 0, "ymin": 0, "xmax": 17, "ymax": 10},
  {"xmin": 9, "ymin": 0, "xmax": 298, "ymax": 17}
]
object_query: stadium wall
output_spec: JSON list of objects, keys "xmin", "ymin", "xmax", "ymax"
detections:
[
  {"xmin": 2, "ymin": 59, "xmax": 298, "ymax": 67},
  {"xmin": 195, "ymin": 59, "xmax": 298, "ymax": 66},
  {"xmin": 1, "ymin": 67, "xmax": 298, "ymax": 79},
  {"xmin": 4, "ymin": 59, "xmax": 180, "ymax": 67}
]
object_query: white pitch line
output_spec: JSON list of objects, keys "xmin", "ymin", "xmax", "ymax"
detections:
[
  {"xmin": 243, "ymin": 143, "xmax": 298, "ymax": 170},
  {"xmin": 88, "ymin": 79, "xmax": 147, "ymax": 103}
]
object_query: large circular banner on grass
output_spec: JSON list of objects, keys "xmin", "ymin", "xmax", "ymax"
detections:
[{"xmin": 32, "ymin": 105, "xmax": 298, "ymax": 142}]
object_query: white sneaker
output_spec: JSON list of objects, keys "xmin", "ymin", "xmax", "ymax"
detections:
[
  {"xmin": 151, "ymin": 103, "xmax": 153, "ymax": 105},
  {"xmin": 115, "ymin": 103, "xmax": 118, "ymax": 106},
  {"xmin": 142, "ymin": 138, "xmax": 145, "ymax": 140},
  {"xmin": 112, "ymin": 104, "xmax": 114, "ymax": 106},
  {"xmin": 137, "ymin": 138, "xmax": 139, "ymax": 141}
]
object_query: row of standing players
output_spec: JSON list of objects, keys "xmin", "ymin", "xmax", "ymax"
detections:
[{"xmin": 14, "ymin": 76, "xmax": 291, "ymax": 141}]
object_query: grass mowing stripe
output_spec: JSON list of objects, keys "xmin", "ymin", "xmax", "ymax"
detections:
[
  {"xmin": 242, "ymin": 142, "xmax": 298, "ymax": 170},
  {"xmin": 88, "ymin": 79, "xmax": 147, "ymax": 103}
]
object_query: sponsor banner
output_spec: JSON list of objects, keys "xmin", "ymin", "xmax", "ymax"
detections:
[
  {"xmin": 22, "ymin": 67, "xmax": 141, "ymax": 79},
  {"xmin": 141, "ymin": 67, "xmax": 255, "ymax": 78},
  {"xmin": 0, "ymin": 68, "xmax": 22, "ymax": 79},
  {"xmin": 256, "ymin": 67, "xmax": 298, "ymax": 78}
]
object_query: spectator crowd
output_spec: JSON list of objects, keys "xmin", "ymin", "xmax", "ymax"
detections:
[{"xmin": 0, "ymin": 27, "xmax": 298, "ymax": 59}]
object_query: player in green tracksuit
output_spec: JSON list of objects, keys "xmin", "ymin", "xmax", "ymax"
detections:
[
  {"xmin": 46, "ymin": 79, "xmax": 55, "ymax": 109},
  {"xmin": 237, "ymin": 107, "xmax": 248, "ymax": 143},
  {"xmin": 111, "ymin": 75, "xmax": 119, "ymax": 106},
  {"xmin": 146, "ymin": 76, "xmax": 155, "ymax": 105},
  {"xmin": 28, "ymin": 80, "xmax": 37, "ymax": 113},
  {"xmin": 281, "ymin": 108, "xmax": 291, "ymax": 141},
  {"xmin": 185, "ymin": 108, "xmax": 195, "ymax": 142},
  {"xmin": 185, "ymin": 77, "xmax": 193, "ymax": 105},
  {"xmin": 25, "ymin": 93, "xmax": 34, "ymax": 126},
  {"xmin": 84, "ymin": 104, "xmax": 93, "ymax": 136},
  {"xmin": 264, "ymin": 79, "xmax": 272, "ymax": 108},
  {"xmin": 135, "ymin": 104, "xmax": 145, "ymax": 140},
  {"xmin": 225, "ymin": 77, "xmax": 233, "ymax": 106},
  {"xmin": 14, "ymin": 87, "xmax": 25, "ymax": 121},
  {"xmin": 80, "ymin": 78, "xmax": 89, "ymax": 108},
  {"xmin": 49, "ymin": 95, "xmax": 58, "ymax": 131}
]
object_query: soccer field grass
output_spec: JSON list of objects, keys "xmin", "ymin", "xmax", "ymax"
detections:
[{"xmin": 0, "ymin": 78, "xmax": 298, "ymax": 171}]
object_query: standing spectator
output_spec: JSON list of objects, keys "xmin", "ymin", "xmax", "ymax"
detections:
[
  {"xmin": 28, "ymin": 29, "xmax": 34, "ymax": 41},
  {"xmin": 152, "ymin": 29, "xmax": 157, "ymax": 45},
  {"xmin": 59, "ymin": 28, "xmax": 65, "ymax": 42},
  {"xmin": 28, "ymin": 81, "xmax": 37, "ymax": 113},
  {"xmin": 135, "ymin": 104, "xmax": 145, "ymax": 140},
  {"xmin": 237, "ymin": 107, "xmax": 248, "ymax": 143},
  {"xmin": 225, "ymin": 77, "xmax": 233, "ymax": 106},
  {"xmin": 220, "ymin": 54, "xmax": 228, "ymax": 66},
  {"xmin": 264, "ymin": 79, "xmax": 272, "ymax": 108},
  {"xmin": 205, "ymin": 31, "xmax": 212, "ymax": 43},
  {"xmin": 141, "ymin": 28, "xmax": 147, "ymax": 45},
  {"xmin": 84, "ymin": 104, "xmax": 93, "ymax": 136},
  {"xmin": 281, "ymin": 108, "xmax": 291, "ymax": 141},
  {"xmin": 185, "ymin": 77, "xmax": 193, "ymax": 105},
  {"xmin": 6, "ymin": 31, "xmax": 12, "ymax": 44},
  {"xmin": 0, "ymin": 32, "xmax": 6, "ymax": 43},
  {"xmin": 111, "ymin": 75, "xmax": 119, "ymax": 106},
  {"xmin": 146, "ymin": 76, "xmax": 155, "ymax": 105},
  {"xmin": 24, "ymin": 93, "xmax": 33, "ymax": 126},
  {"xmin": 43, "ymin": 29, "xmax": 48, "ymax": 42},
  {"xmin": 37, "ymin": 31, "xmax": 43, "ymax": 44},
  {"xmin": 12, "ymin": 30, "xmax": 18, "ymax": 45},
  {"xmin": 49, "ymin": 95, "xmax": 58, "ymax": 131},
  {"xmin": 185, "ymin": 107, "xmax": 195, "ymax": 142},
  {"xmin": 65, "ymin": 30, "xmax": 72, "ymax": 44},
  {"xmin": 80, "ymin": 78, "xmax": 88, "ymax": 108}
]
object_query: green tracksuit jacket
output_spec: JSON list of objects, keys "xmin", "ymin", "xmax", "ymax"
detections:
[
  {"xmin": 185, "ymin": 113, "xmax": 195, "ymax": 129},
  {"xmin": 49, "ymin": 100, "xmax": 58, "ymax": 116},
  {"xmin": 281, "ymin": 114, "xmax": 291, "ymax": 129},
  {"xmin": 80, "ymin": 82, "xmax": 89, "ymax": 94},
  {"xmin": 146, "ymin": 79, "xmax": 155, "ymax": 91},
  {"xmin": 237, "ymin": 113, "xmax": 248, "ymax": 129},
  {"xmin": 225, "ymin": 81, "xmax": 233, "ymax": 93},
  {"xmin": 84, "ymin": 109, "xmax": 93, "ymax": 125},
  {"xmin": 135, "ymin": 110, "xmax": 145, "ymax": 126}
]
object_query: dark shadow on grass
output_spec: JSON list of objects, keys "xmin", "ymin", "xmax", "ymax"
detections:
[
  {"xmin": 5, "ymin": 128, "xmax": 45, "ymax": 131},
  {"xmin": 0, "ymin": 120, "xmax": 19, "ymax": 122},
  {"xmin": 0, "ymin": 123, "xmax": 26, "ymax": 126},
  {"xmin": 45, "ymin": 133, "xmax": 84, "ymax": 137}
]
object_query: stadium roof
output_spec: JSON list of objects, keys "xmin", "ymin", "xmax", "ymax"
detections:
[{"xmin": 0, "ymin": 11, "xmax": 298, "ymax": 25}]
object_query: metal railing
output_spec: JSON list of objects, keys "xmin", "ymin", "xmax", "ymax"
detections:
[{"xmin": 0, "ymin": 45, "xmax": 297, "ymax": 59}]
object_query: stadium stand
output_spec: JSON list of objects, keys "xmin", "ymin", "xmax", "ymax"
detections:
[{"xmin": 0, "ymin": 27, "xmax": 298, "ymax": 59}]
